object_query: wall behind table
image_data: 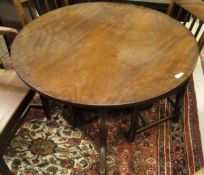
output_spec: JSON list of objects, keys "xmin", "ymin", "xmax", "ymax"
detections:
[
  {"xmin": 0, "ymin": 0, "xmax": 23, "ymax": 49},
  {"xmin": 0, "ymin": 0, "xmax": 169, "ymax": 29}
]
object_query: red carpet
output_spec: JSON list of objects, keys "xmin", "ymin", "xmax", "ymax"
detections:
[{"xmin": 3, "ymin": 79, "xmax": 204, "ymax": 175}]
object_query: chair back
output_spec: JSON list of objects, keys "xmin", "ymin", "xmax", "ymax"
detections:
[
  {"xmin": 12, "ymin": 0, "xmax": 69, "ymax": 26},
  {"xmin": 0, "ymin": 27, "xmax": 18, "ymax": 69},
  {"xmin": 167, "ymin": 0, "xmax": 204, "ymax": 52}
]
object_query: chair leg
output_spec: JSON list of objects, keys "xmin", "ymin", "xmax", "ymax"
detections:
[
  {"xmin": 0, "ymin": 156, "xmax": 12, "ymax": 175},
  {"xmin": 40, "ymin": 95, "xmax": 52, "ymax": 120},
  {"xmin": 68, "ymin": 106, "xmax": 77, "ymax": 128},
  {"xmin": 54, "ymin": 103, "xmax": 77, "ymax": 128},
  {"xmin": 128, "ymin": 107, "xmax": 139, "ymax": 143},
  {"xmin": 172, "ymin": 87, "xmax": 186, "ymax": 122}
]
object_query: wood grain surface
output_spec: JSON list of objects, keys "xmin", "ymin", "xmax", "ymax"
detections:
[{"xmin": 11, "ymin": 2, "xmax": 199, "ymax": 107}]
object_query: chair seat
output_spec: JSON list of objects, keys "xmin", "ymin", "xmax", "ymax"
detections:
[{"xmin": 0, "ymin": 69, "xmax": 30, "ymax": 134}]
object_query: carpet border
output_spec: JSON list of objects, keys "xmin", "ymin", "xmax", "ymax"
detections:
[{"xmin": 189, "ymin": 76, "xmax": 204, "ymax": 168}]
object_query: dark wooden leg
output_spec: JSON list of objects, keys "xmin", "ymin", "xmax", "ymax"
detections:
[
  {"xmin": 172, "ymin": 87, "xmax": 186, "ymax": 122},
  {"xmin": 68, "ymin": 106, "xmax": 77, "ymax": 128},
  {"xmin": 176, "ymin": 6, "xmax": 183, "ymax": 20},
  {"xmin": 54, "ymin": 103, "xmax": 77, "ymax": 127},
  {"xmin": 98, "ymin": 109, "xmax": 108, "ymax": 175},
  {"xmin": 0, "ymin": 156, "xmax": 11, "ymax": 175},
  {"xmin": 183, "ymin": 12, "xmax": 190, "ymax": 26},
  {"xmin": 40, "ymin": 95, "xmax": 52, "ymax": 120},
  {"xmin": 128, "ymin": 107, "xmax": 139, "ymax": 143}
]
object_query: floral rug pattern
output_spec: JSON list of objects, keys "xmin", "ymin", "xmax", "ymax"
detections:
[
  {"xmin": 4, "ymin": 110, "xmax": 99, "ymax": 175},
  {"xmin": 3, "ymin": 79, "xmax": 204, "ymax": 175}
]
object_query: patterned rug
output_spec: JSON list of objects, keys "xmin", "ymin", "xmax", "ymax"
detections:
[{"xmin": 3, "ymin": 79, "xmax": 204, "ymax": 175}]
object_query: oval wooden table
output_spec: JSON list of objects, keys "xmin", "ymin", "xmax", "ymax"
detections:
[{"xmin": 11, "ymin": 2, "xmax": 198, "ymax": 174}]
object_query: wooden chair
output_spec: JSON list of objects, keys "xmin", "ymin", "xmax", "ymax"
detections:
[
  {"xmin": 13, "ymin": 0, "xmax": 69, "ymax": 26},
  {"xmin": 127, "ymin": 0, "xmax": 204, "ymax": 143},
  {"xmin": 167, "ymin": 3, "xmax": 204, "ymax": 174},
  {"xmin": 167, "ymin": 0, "xmax": 204, "ymax": 74},
  {"xmin": 167, "ymin": 0, "xmax": 204, "ymax": 52},
  {"xmin": 12, "ymin": 0, "xmax": 78, "ymax": 126},
  {"xmin": 11, "ymin": 0, "xmax": 71, "ymax": 121},
  {"xmin": 0, "ymin": 26, "xmax": 35, "ymax": 175},
  {"xmin": 166, "ymin": 0, "xmax": 204, "ymax": 123}
]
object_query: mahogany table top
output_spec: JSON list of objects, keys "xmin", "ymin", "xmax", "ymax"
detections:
[{"xmin": 11, "ymin": 2, "xmax": 198, "ymax": 107}]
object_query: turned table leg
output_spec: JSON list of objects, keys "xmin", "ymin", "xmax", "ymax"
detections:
[{"xmin": 98, "ymin": 109, "xmax": 108, "ymax": 175}]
